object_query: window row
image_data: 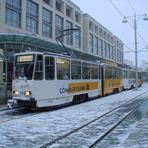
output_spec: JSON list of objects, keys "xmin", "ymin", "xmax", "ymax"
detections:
[
  {"xmin": 55, "ymin": 0, "xmax": 81, "ymax": 23},
  {"xmin": 105, "ymin": 67, "xmax": 122, "ymax": 79},
  {"xmin": 89, "ymin": 20, "xmax": 114, "ymax": 44},
  {"xmin": 88, "ymin": 34, "xmax": 116, "ymax": 60},
  {"xmin": 5, "ymin": 0, "xmax": 81, "ymax": 48},
  {"xmin": 34, "ymin": 56, "xmax": 100, "ymax": 80}
]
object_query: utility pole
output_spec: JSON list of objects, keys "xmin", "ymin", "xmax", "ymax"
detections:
[
  {"xmin": 134, "ymin": 12, "xmax": 138, "ymax": 90},
  {"xmin": 123, "ymin": 13, "xmax": 148, "ymax": 90}
]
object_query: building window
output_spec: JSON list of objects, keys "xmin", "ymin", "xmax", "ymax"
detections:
[
  {"xmin": 89, "ymin": 33, "xmax": 93, "ymax": 53},
  {"xmin": 5, "ymin": 0, "xmax": 21, "ymax": 27},
  {"xmin": 26, "ymin": 0, "xmax": 38, "ymax": 33},
  {"xmin": 104, "ymin": 41, "xmax": 107, "ymax": 57},
  {"xmin": 55, "ymin": 15, "xmax": 64, "ymax": 39},
  {"xmin": 56, "ymin": 0, "xmax": 63, "ymax": 13},
  {"xmin": 66, "ymin": 21, "xmax": 73, "ymax": 45},
  {"xmin": 89, "ymin": 21, "xmax": 93, "ymax": 32},
  {"xmin": 108, "ymin": 44, "xmax": 111, "ymax": 59},
  {"xmin": 43, "ymin": 0, "xmax": 52, "ymax": 6},
  {"xmin": 99, "ymin": 28, "xmax": 103, "ymax": 37},
  {"xmin": 75, "ymin": 11, "xmax": 81, "ymax": 23},
  {"xmin": 104, "ymin": 31, "xmax": 107, "ymax": 40},
  {"xmin": 111, "ymin": 36, "xmax": 113, "ymax": 44},
  {"xmin": 95, "ymin": 25, "xmax": 98, "ymax": 34},
  {"xmin": 74, "ymin": 25, "xmax": 81, "ymax": 48},
  {"xmin": 66, "ymin": 5, "xmax": 73, "ymax": 18},
  {"xmin": 42, "ymin": 8, "xmax": 52, "ymax": 38},
  {"xmin": 107, "ymin": 34, "xmax": 110, "ymax": 42},
  {"xmin": 111, "ymin": 46, "xmax": 113, "ymax": 60},
  {"xmin": 43, "ymin": 0, "xmax": 49, "ymax": 4},
  {"xmin": 94, "ymin": 36, "xmax": 98, "ymax": 54},
  {"xmin": 26, "ymin": 17, "xmax": 38, "ymax": 33},
  {"xmin": 100, "ymin": 39, "xmax": 103, "ymax": 56}
]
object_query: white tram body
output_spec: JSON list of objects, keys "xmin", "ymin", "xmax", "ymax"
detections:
[
  {"xmin": 11, "ymin": 51, "xmax": 101, "ymax": 108},
  {"xmin": 122, "ymin": 68, "xmax": 136, "ymax": 90},
  {"xmin": 122, "ymin": 67, "xmax": 143, "ymax": 90}
]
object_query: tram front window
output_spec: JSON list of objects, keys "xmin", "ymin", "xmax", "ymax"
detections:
[{"xmin": 14, "ymin": 55, "xmax": 34, "ymax": 80}]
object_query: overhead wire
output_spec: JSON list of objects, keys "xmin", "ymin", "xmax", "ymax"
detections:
[
  {"xmin": 127, "ymin": 0, "xmax": 148, "ymax": 44},
  {"xmin": 124, "ymin": 44, "xmax": 134, "ymax": 52},
  {"xmin": 127, "ymin": 0, "xmax": 135, "ymax": 13},
  {"xmin": 108, "ymin": 0, "xmax": 148, "ymax": 48}
]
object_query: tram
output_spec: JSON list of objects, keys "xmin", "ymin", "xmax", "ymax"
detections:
[
  {"xmin": 9, "ymin": 51, "xmax": 102, "ymax": 108},
  {"xmin": 7, "ymin": 51, "xmax": 143, "ymax": 109},
  {"xmin": 122, "ymin": 67, "xmax": 143, "ymax": 90}
]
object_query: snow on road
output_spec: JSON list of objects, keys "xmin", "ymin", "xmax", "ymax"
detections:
[{"xmin": 0, "ymin": 84, "xmax": 148, "ymax": 148}]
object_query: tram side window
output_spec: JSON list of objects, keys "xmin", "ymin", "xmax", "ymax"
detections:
[
  {"xmin": 105, "ymin": 66, "xmax": 111, "ymax": 79},
  {"xmin": 34, "ymin": 55, "xmax": 43, "ymax": 80},
  {"xmin": 112, "ymin": 68, "xmax": 116, "ymax": 79},
  {"xmin": 71, "ymin": 60, "xmax": 81, "ymax": 79},
  {"xmin": 91, "ymin": 64, "xmax": 99, "ymax": 79},
  {"xmin": 45, "ymin": 57, "xmax": 55, "ymax": 80},
  {"xmin": 108, "ymin": 68, "xmax": 112, "ymax": 79},
  {"xmin": 116, "ymin": 69, "xmax": 119, "ymax": 79},
  {"xmin": 123, "ymin": 70, "xmax": 128, "ymax": 79},
  {"xmin": 129, "ymin": 71, "xmax": 132, "ymax": 79},
  {"xmin": 57, "ymin": 58, "xmax": 70, "ymax": 80},
  {"xmin": 114, "ymin": 69, "xmax": 118, "ymax": 79},
  {"xmin": 105, "ymin": 66, "xmax": 108, "ymax": 79},
  {"xmin": 82, "ymin": 62, "xmax": 90, "ymax": 79},
  {"xmin": 119, "ymin": 69, "xmax": 122, "ymax": 79}
]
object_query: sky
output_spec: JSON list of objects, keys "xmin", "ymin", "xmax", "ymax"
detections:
[{"xmin": 71, "ymin": 0, "xmax": 148, "ymax": 67}]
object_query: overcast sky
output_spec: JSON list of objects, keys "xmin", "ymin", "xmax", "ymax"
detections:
[{"xmin": 71, "ymin": 0, "xmax": 148, "ymax": 66}]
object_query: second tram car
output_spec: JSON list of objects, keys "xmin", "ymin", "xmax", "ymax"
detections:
[{"xmin": 101, "ymin": 63, "xmax": 122, "ymax": 96}]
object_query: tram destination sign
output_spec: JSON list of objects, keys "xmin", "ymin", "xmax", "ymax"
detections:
[{"xmin": 16, "ymin": 55, "xmax": 33, "ymax": 62}]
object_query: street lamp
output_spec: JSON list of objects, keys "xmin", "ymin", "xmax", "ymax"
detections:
[{"xmin": 123, "ymin": 12, "xmax": 148, "ymax": 90}]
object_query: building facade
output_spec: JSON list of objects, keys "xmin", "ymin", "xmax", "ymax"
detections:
[
  {"xmin": 0, "ymin": 0, "xmax": 83, "ymax": 50},
  {"xmin": 83, "ymin": 13, "xmax": 123, "ymax": 64}
]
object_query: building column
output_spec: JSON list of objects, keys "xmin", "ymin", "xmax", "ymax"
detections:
[
  {"xmin": 38, "ymin": 1, "xmax": 42, "ymax": 36},
  {"xmin": 21, "ymin": 0, "xmax": 26, "ymax": 32},
  {"xmin": 0, "ymin": 0, "xmax": 6, "ymax": 31}
]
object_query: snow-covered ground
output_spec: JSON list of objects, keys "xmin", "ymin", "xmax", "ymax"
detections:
[{"xmin": 0, "ymin": 84, "xmax": 148, "ymax": 148}]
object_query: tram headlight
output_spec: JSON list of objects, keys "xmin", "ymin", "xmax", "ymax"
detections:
[
  {"xmin": 13, "ymin": 91, "xmax": 19, "ymax": 96},
  {"xmin": 24, "ymin": 91, "xmax": 31, "ymax": 96}
]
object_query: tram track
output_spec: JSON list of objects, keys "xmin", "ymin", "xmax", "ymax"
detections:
[
  {"xmin": 0, "ymin": 91, "xmax": 147, "ymax": 125},
  {"xmin": 40, "ymin": 91, "xmax": 148, "ymax": 148},
  {"xmin": 89, "ymin": 97, "xmax": 147, "ymax": 147}
]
